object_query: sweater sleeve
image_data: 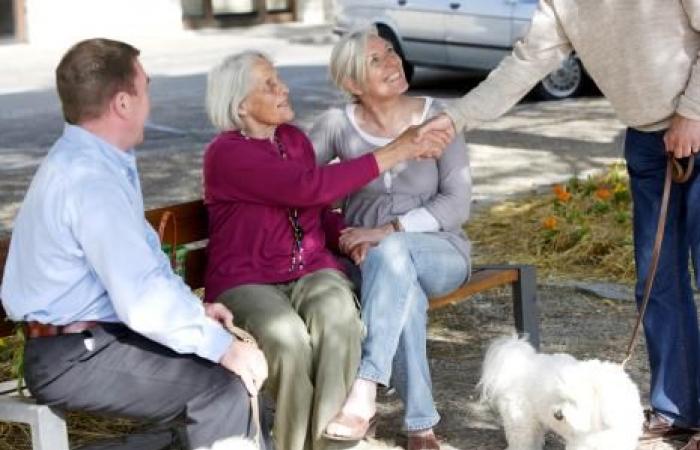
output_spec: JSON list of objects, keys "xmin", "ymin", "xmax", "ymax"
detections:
[
  {"xmin": 678, "ymin": 0, "xmax": 700, "ymax": 120},
  {"xmin": 205, "ymin": 133, "xmax": 380, "ymax": 209},
  {"xmin": 445, "ymin": 0, "xmax": 573, "ymax": 131},
  {"xmin": 308, "ymin": 109, "xmax": 344, "ymax": 165},
  {"xmin": 422, "ymin": 130, "xmax": 472, "ymax": 230}
]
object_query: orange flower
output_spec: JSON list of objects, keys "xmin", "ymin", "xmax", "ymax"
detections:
[
  {"xmin": 553, "ymin": 184, "xmax": 571, "ymax": 202},
  {"xmin": 542, "ymin": 215, "xmax": 558, "ymax": 230},
  {"xmin": 595, "ymin": 187, "xmax": 612, "ymax": 201}
]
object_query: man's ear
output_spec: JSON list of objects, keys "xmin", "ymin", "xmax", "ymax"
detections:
[
  {"xmin": 342, "ymin": 78, "xmax": 363, "ymax": 97},
  {"xmin": 113, "ymin": 91, "xmax": 130, "ymax": 119}
]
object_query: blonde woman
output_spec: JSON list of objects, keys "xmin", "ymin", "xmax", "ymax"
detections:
[
  {"xmin": 310, "ymin": 28, "xmax": 472, "ymax": 450},
  {"xmin": 202, "ymin": 51, "xmax": 449, "ymax": 450}
]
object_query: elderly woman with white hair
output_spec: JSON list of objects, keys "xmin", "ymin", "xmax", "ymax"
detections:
[
  {"xmin": 309, "ymin": 28, "xmax": 472, "ymax": 450},
  {"xmin": 202, "ymin": 51, "xmax": 447, "ymax": 450}
]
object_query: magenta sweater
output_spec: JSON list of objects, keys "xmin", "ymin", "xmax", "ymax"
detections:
[{"xmin": 203, "ymin": 123, "xmax": 379, "ymax": 301}]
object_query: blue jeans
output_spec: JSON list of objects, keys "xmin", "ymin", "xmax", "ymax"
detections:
[
  {"xmin": 357, "ymin": 232, "xmax": 469, "ymax": 431},
  {"xmin": 625, "ymin": 128, "xmax": 700, "ymax": 427}
]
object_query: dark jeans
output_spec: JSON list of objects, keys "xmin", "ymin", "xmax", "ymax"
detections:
[
  {"xmin": 625, "ymin": 128, "xmax": 700, "ymax": 427},
  {"xmin": 23, "ymin": 323, "xmax": 270, "ymax": 449}
]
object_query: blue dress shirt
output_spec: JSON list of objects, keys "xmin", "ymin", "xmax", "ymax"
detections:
[{"xmin": 1, "ymin": 125, "xmax": 232, "ymax": 363}]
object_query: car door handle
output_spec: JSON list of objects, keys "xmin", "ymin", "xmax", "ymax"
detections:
[{"xmin": 450, "ymin": 2, "xmax": 461, "ymax": 9}]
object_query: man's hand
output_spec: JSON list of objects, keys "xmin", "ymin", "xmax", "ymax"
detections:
[
  {"xmin": 220, "ymin": 340, "xmax": 268, "ymax": 396},
  {"xmin": 417, "ymin": 113, "xmax": 456, "ymax": 144},
  {"xmin": 664, "ymin": 114, "xmax": 700, "ymax": 158},
  {"xmin": 204, "ymin": 303, "xmax": 234, "ymax": 330}
]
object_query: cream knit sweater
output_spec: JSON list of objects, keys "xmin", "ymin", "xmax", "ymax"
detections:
[{"xmin": 446, "ymin": 0, "xmax": 700, "ymax": 132}]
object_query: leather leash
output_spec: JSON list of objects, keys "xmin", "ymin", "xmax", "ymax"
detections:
[
  {"xmin": 622, "ymin": 155, "xmax": 694, "ymax": 368},
  {"xmin": 225, "ymin": 324, "xmax": 264, "ymax": 449}
]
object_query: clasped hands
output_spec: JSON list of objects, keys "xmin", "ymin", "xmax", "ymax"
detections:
[{"xmin": 397, "ymin": 113, "xmax": 457, "ymax": 160}]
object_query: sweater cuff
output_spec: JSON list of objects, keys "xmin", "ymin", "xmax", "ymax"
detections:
[
  {"xmin": 445, "ymin": 103, "xmax": 469, "ymax": 133},
  {"xmin": 677, "ymin": 94, "xmax": 700, "ymax": 122},
  {"xmin": 363, "ymin": 152, "xmax": 380, "ymax": 178},
  {"xmin": 195, "ymin": 317, "xmax": 235, "ymax": 363}
]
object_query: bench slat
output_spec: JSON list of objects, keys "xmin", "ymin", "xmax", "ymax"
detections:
[{"xmin": 428, "ymin": 268, "xmax": 520, "ymax": 310}]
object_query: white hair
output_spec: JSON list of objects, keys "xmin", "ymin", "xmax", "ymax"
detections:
[
  {"xmin": 206, "ymin": 50, "xmax": 271, "ymax": 132},
  {"xmin": 329, "ymin": 26, "xmax": 381, "ymax": 100}
]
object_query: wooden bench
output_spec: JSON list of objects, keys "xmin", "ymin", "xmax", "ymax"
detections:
[{"xmin": 0, "ymin": 199, "xmax": 539, "ymax": 449}]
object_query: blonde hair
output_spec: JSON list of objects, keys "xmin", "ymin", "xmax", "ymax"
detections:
[
  {"xmin": 329, "ymin": 26, "xmax": 381, "ymax": 100},
  {"xmin": 206, "ymin": 50, "xmax": 271, "ymax": 131}
]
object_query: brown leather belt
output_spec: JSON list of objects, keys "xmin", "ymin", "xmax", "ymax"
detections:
[{"xmin": 23, "ymin": 321, "xmax": 99, "ymax": 339}]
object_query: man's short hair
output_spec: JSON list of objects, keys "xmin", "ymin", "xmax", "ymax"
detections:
[{"xmin": 56, "ymin": 38, "xmax": 140, "ymax": 124}]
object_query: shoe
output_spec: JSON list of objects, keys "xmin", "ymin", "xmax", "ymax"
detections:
[
  {"xmin": 322, "ymin": 413, "xmax": 376, "ymax": 441},
  {"xmin": 682, "ymin": 434, "xmax": 700, "ymax": 450},
  {"xmin": 407, "ymin": 432, "xmax": 440, "ymax": 450},
  {"xmin": 640, "ymin": 409, "xmax": 695, "ymax": 441}
]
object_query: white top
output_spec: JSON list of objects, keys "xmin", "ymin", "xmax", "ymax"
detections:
[{"xmin": 344, "ymin": 97, "xmax": 439, "ymax": 232}]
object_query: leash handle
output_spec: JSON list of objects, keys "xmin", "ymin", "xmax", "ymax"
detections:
[
  {"xmin": 622, "ymin": 155, "xmax": 694, "ymax": 368},
  {"xmin": 224, "ymin": 322, "xmax": 264, "ymax": 449}
]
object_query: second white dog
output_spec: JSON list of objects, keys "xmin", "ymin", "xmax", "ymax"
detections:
[{"xmin": 479, "ymin": 336, "xmax": 643, "ymax": 450}]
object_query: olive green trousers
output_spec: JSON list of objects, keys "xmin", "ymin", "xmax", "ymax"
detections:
[{"xmin": 218, "ymin": 269, "xmax": 363, "ymax": 450}]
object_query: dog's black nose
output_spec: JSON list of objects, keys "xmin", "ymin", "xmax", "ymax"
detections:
[{"xmin": 553, "ymin": 410, "xmax": 564, "ymax": 421}]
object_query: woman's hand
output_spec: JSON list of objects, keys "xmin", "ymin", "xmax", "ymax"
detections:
[
  {"xmin": 346, "ymin": 242, "xmax": 370, "ymax": 265},
  {"xmin": 339, "ymin": 225, "xmax": 392, "ymax": 254},
  {"xmin": 204, "ymin": 302, "xmax": 235, "ymax": 330}
]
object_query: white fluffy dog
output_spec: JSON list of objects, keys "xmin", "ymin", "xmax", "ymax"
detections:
[
  {"xmin": 195, "ymin": 437, "xmax": 258, "ymax": 450},
  {"xmin": 478, "ymin": 336, "xmax": 643, "ymax": 450}
]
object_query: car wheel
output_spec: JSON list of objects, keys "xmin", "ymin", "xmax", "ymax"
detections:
[
  {"xmin": 376, "ymin": 25, "xmax": 415, "ymax": 84},
  {"xmin": 535, "ymin": 54, "xmax": 584, "ymax": 100}
]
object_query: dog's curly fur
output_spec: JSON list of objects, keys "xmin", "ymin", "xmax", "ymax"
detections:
[{"xmin": 479, "ymin": 336, "xmax": 643, "ymax": 450}]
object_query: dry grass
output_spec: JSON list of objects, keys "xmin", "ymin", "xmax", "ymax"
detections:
[{"xmin": 467, "ymin": 163, "xmax": 635, "ymax": 283}]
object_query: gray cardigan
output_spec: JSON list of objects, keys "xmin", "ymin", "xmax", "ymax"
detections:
[{"xmin": 309, "ymin": 97, "xmax": 472, "ymax": 265}]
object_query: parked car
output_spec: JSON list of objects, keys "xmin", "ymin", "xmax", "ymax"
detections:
[{"xmin": 334, "ymin": 0, "xmax": 588, "ymax": 100}]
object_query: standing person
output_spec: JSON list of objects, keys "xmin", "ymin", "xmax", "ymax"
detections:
[
  {"xmin": 419, "ymin": 1, "xmax": 700, "ymax": 447},
  {"xmin": 0, "ymin": 38, "xmax": 270, "ymax": 450},
  {"xmin": 309, "ymin": 28, "xmax": 471, "ymax": 450},
  {"xmin": 202, "ymin": 51, "xmax": 448, "ymax": 450}
]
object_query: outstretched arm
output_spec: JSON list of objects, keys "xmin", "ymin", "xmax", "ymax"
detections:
[{"xmin": 443, "ymin": 0, "xmax": 573, "ymax": 133}]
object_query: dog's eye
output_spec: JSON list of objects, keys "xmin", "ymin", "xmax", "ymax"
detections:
[{"xmin": 553, "ymin": 410, "xmax": 564, "ymax": 421}]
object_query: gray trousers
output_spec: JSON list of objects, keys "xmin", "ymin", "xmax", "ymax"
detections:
[
  {"xmin": 23, "ymin": 323, "xmax": 269, "ymax": 450},
  {"xmin": 218, "ymin": 269, "xmax": 363, "ymax": 450}
]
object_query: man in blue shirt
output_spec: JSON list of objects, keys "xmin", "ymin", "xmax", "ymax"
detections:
[{"xmin": 0, "ymin": 38, "xmax": 270, "ymax": 450}]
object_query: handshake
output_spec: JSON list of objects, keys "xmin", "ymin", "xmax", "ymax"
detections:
[{"xmin": 373, "ymin": 113, "xmax": 457, "ymax": 172}]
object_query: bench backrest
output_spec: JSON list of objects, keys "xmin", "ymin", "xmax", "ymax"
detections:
[
  {"xmin": 144, "ymin": 199, "xmax": 209, "ymax": 289},
  {"xmin": 0, "ymin": 238, "xmax": 12, "ymax": 336}
]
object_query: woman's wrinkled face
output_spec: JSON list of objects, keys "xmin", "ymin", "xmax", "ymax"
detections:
[
  {"xmin": 240, "ymin": 59, "xmax": 294, "ymax": 126},
  {"xmin": 360, "ymin": 35, "xmax": 408, "ymax": 99}
]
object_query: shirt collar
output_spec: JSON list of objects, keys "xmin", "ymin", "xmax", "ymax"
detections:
[{"xmin": 62, "ymin": 123, "xmax": 137, "ymax": 172}]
